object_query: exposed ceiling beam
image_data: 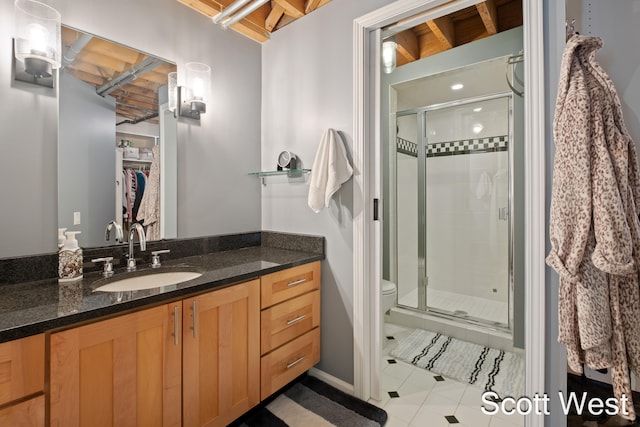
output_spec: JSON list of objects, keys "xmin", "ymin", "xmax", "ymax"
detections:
[
  {"xmin": 476, "ymin": 0, "xmax": 498, "ymax": 35},
  {"xmin": 265, "ymin": 3, "xmax": 285, "ymax": 31},
  {"xmin": 304, "ymin": 0, "xmax": 321, "ymax": 13},
  {"xmin": 426, "ymin": 16, "xmax": 455, "ymax": 50},
  {"xmin": 394, "ymin": 29, "xmax": 419, "ymax": 63},
  {"xmin": 274, "ymin": 0, "xmax": 305, "ymax": 19}
]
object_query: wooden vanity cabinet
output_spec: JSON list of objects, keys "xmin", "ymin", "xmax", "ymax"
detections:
[
  {"xmin": 0, "ymin": 334, "xmax": 45, "ymax": 427},
  {"xmin": 49, "ymin": 279, "xmax": 260, "ymax": 427},
  {"xmin": 259, "ymin": 261, "xmax": 321, "ymax": 400},
  {"xmin": 182, "ymin": 279, "xmax": 260, "ymax": 427},
  {"xmin": 49, "ymin": 303, "xmax": 182, "ymax": 427}
]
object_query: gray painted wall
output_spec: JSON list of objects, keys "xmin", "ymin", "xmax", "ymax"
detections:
[
  {"xmin": 380, "ymin": 27, "xmax": 526, "ymax": 349},
  {"xmin": 58, "ymin": 73, "xmax": 115, "ymax": 248},
  {"xmin": 261, "ymin": 0, "xmax": 395, "ymax": 384},
  {"xmin": 0, "ymin": 0, "xmax": 262, "ymax": 258}
]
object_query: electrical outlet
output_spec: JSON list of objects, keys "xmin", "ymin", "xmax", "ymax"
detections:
[{"xmin": 73, "ymin": 212, "xmax": 81, "ymax": 225}]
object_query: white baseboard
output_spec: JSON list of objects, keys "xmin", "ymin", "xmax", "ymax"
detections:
[{"xmin": 308, "ymin": 368, "xmax": 355, "ymax": 396}]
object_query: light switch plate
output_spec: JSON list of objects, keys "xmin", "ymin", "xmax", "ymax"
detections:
[{"xmin": 73, "ymin": 212, "xmax": 81, "ymax": 225}]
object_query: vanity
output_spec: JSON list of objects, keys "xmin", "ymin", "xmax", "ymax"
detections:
[{"xmin": 0, "ymin": 232, "xmax": 323, "ymax": 427}]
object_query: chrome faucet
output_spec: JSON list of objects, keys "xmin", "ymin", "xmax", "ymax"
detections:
[
  {"xmin": 105, "ymin": 220, "xmax": 124, "ymax": 243},
  {"xmin": 127, "ymin": 223, "xmax": 147, "ymax": 271}
]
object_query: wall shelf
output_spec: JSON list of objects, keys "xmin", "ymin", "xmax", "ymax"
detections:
[{"xmin": 249, "ymin": 169, "xmax": 311, "ymax": 185}]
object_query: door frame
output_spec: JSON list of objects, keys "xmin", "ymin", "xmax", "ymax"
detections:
[{"xmin": 352, "ymin": 1, "xmax": 546, "ymax": 426}]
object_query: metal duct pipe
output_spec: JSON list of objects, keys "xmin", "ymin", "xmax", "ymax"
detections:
[
  {"xmin": 116, "ymin": 112, "xmax": 159, "ymax": 126},
  {"xmin": 97, "ymin": 56, "xmax": 161, "ymax": 97},
  {"xmin": 212, "ymin": 0, "xmax": 252, "ymax": 24},
  {"xmin": 62, "ymin": 33, "xmax": 93, "ymax": 68},
  {"xmin": 221, "ymin": 0, "xmax": 270, "ymax": 29}
]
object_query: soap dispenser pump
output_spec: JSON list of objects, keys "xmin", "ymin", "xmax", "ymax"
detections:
[{"xmin": 59, "ymin": 231, "xmax": 83, "ymax": 282}]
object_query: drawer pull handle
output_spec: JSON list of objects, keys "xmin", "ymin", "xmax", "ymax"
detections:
[
  {"xmin": 173, "ymin": 306, "xmax": 179, "ymax": 346},
  {"xmin": 286, "ymin": 315, "xmax": 306, "ymax": 326},
  {"xmin": 287, "ymin": 278, "xmax": 307, "ymax": 287},
  {"xmin": 286, "ymin": 356, "xmax": 306, "ymax": 369}
]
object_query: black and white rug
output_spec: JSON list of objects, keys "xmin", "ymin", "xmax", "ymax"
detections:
[
  {"xmin": 391, "ymin": 328, "xmax": 524, "ymax": 399},
  {"xmin": 236, "ymin": 375, "xmax": 387, "ymax": 427}
]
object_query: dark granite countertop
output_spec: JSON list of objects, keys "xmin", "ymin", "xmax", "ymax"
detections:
[{"xmin": 0, "ymin": 243, "xmax": 323, "ymax": 343}]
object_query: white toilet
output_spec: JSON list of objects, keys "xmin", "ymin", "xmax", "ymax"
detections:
[{"xmin": 381, "ymin": 279, "xmax": 397, "ymax": 315}]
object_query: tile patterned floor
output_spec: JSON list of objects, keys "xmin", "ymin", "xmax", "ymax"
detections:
[{"xmin": 369, "ymin": 323, "xmax": 523, "ymax": 427}]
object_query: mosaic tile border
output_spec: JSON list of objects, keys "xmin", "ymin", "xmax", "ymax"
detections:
[
  {"xmin": 396, "ymin": 137, "xmax": 418, "ymax": 157},
  {"xmin": 426, "ymin": 135, "xmax": 508, "ymax": 157}
]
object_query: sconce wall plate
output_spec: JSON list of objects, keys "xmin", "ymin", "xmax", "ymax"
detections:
[
  {"xmin": 178, "ymin": 86, "xmax": 205, "ymax": 120},
  {"xmin": 12, "ymin": 41, "xmax": 53, "ymax": 88}
]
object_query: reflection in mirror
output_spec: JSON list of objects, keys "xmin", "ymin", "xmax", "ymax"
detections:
[{"xmin": 58, "ymin": 26, "xmax": 177, "ymax": 248}]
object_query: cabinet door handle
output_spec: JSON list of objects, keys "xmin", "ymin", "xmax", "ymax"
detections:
[
  {"xmin": 286, "ymin": 356, "xmax": 306, "ymax": 369},
  {"xmin": 173, "ymin": 306, "xmax": 179, "ymax": 346},
  {"xmin": 286, "ymin": 314, "xmax": 306, "ymax": 326},
  {"xmin": 287, "ymin": 278, "xmax": 307, "ymax": 287},
  {"xmin": 192, "ymin": 301, "xmax": 198, "ymax": 338}
]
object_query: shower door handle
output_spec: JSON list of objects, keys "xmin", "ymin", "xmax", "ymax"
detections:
[{"xmin": 498, "ymin": 207, "xmax": 509, "ymax": 221}]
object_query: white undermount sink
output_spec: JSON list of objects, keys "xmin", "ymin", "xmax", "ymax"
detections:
[{"xmin": 94, "ymin": 271, "xmax": 202, "ymax": 292}]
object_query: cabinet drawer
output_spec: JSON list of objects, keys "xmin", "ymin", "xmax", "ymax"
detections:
[
  {"xmin": 261, "ymin": 290, "xmax": 320, "ymax": 355},
  {"xmin": 0, "ymin": 395, "xmax": 44, "ymax": 427},
  {"xmin": 0, "ymin": 334, "xmax": 44, "ymax": 406},
  {"xmin": 261, "ymin": 261, "xmax": 320, "ymax": 309},
  {"xmin": 260, "ymin": 328, "xmax": 320, "ymax": 400}
]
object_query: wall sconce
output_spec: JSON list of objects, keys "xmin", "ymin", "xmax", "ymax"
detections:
[
  {"xmin": 177, "ymin": 62, "xmax": 211, "ymax": 120},
  {"xmin": 13, "ymin": 0, "xmax": 61, "ymax": 88},
  {"xmin": 382, "ymin": 40, "xmax": 397, "ymax": 74}
]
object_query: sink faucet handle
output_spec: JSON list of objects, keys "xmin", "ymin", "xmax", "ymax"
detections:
[
  {"xmin": 151, "ymin": 249, "xmax": 171, "ymax": 268},
  {"xmin": 92, "ymin": 257, "xmax": 114, "ymax": 278}
]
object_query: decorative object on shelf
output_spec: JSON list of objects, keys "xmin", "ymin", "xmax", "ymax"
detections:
[
  {"xmin": 168, "ymin": 71, "xmax": 178, "ymax": 116},
  {"xmin": 178, "ymin": 62, "xmax": 211, "ymax": 120},
  {"xmin": 277, "ymin": 150, "xmax": 298, "ymax": 170},
  {"xmin": 382, "ymin": 40, "xmax": 397, "ymax": 74},
  {"xmin": 13, "ymin": 0, "xmax": 61, "ymax": 88}
]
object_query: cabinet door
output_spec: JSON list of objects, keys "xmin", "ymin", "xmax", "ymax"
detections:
[
  {"xmin": 183, "ymin": 280, "xmax": 260, "ymax": 427},
  {"xmin": 50, "ymin": 303, "xmax": 182, "ymax": 427},
  {"xmin": 0, "ymin": 334, "xmax": 44, "ymax": 406}
]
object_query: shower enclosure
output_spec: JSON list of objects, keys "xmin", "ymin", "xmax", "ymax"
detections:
[{"xmin": 395, "ymin": 94, "xmax": 513, "ymax": 330}]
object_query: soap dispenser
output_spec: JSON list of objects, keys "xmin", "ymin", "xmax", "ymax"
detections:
[{"xmin": 59, "ymin": 231, "xmax": 83, "ymax": 282}]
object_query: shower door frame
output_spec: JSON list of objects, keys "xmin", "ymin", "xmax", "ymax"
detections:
[{"xmin": 395, "ymin": 92, "xmax": 515, "ymax": 331}]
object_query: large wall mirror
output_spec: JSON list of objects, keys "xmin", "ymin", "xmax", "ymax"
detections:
[{"xmin": 58, "ymin": 26, "xmax": 178, "ymax": 248}]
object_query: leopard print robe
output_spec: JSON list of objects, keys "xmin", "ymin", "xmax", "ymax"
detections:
[{"xmin": 547, "ymin": 34, "xmax": 640, "ymax": 421}]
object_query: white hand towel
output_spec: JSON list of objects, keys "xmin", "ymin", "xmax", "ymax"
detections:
[{"xmin": 308, "ymin": 129, "xmax": 353, "ymax": 213}]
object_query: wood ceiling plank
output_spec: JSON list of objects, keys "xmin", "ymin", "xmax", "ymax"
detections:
[
  {"xmin": 426, "ymin": 16, "xmax": 455, "ymax": 50},
  {"xmin": 274, "ymin": 0, "xmax": 305, "ymax": 19},
  {"xmin": 418, "ymin": 31, "xmax": 447, "ymax": 59},
  {"xmin": 476, "ymin": 0, "xmax": 498, "ymax": 35},
  {"xmin": 177, "ymin": 0, "xmax": 222, "ymax": 17},
  {"xmin": 394, "ymin": 29, "xmax": 419, "ymax": 63},
  {"xmin": 304, "ymin": 0, "xmax": 321, "ymax": 14},
  {"xmin": 317, "ymin": 0, "xmax": 330, "ymax": 7},
  {"xmin": 266, "ymin": 3, "xmax": 285, "ymax": 31},
  {"xmin": 274, "ymin": 13, "xmax": 297, "ymax": 31}
]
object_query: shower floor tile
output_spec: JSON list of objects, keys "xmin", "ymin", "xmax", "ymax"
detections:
[
  {"xmin": 397, "ymin": 287, "xmax": 508, "ymax": 325},
  {"xmin": 373, "ymin": 322, "xmax": 523, "ymax": 427}
]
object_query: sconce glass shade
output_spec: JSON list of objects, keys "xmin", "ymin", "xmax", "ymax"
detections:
[
  {"xmin": 168, "ymin": 71, "xmax": 178, "ymax": 113},
  {"xmin": 178, "ymin": 62, "xmax": 211, "ymax": 120},
  {"xmin": 382, "ymin": 41, "xmax": 397, "ymax": 74},
  {"xmin": 14, "ymin": 0, "xmax": 61, "ymax": 78}
]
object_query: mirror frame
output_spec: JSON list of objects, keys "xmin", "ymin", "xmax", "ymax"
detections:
[{"xmin": 352, "ymin": 2, "xmax": 546, "ymax": 427}]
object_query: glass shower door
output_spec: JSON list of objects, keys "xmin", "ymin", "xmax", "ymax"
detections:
[{"xmin": 423, "ymin": 96, "xmax": 511, "ymax": 327}]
